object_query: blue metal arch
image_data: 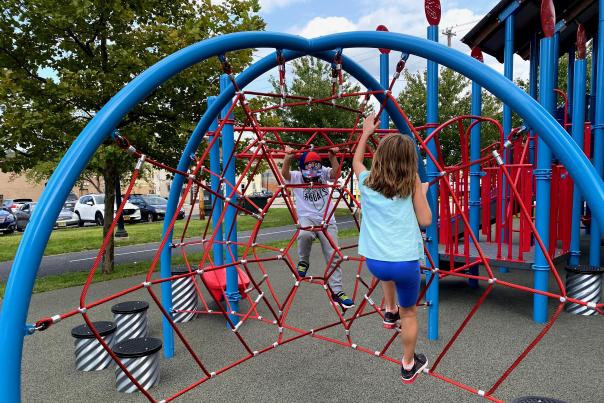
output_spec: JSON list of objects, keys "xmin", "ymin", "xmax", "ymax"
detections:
[{"xmin": 1, "ymin": 31, "xmax": 603, "ymax": 400}]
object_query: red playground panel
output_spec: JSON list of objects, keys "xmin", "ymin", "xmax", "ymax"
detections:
[{"xmin": 202, "ymin": 267, "xmax": 250, "ymax": 302}]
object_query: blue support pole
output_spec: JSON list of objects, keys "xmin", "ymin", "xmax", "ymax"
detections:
[
  {"xmin": 568, "ymin": 45, "xmax": 576, "ymax": 120},
  {"xmin": 553, "ymin": 32, "xmax": 561, "ymax": 90},
  {"xmin": 380, "ymin": 52, "xmax": 389, "ymax": 129},
  {"xmin": 500, "ymin": 14, "xmax": 515, "ymax": 274},
  {"xmin": 469, "ymin": 52, "xmax": 483, "ymax": 289},
  {"xmin": 589, "ymin": 3, "xmax": 604, "ymax": 269},
  {"xmin": 208, "ymin": 96, "xmax": 224, "ymax": 269},
  {"xmin": 529, "ymin": 33, "xmax": 539, "ymax": 165},
  {"xmin": 159, "ymin": 212, "xmax": 175, "ymax": 358},
  {"xmin": 425, "ymin": 24, "xmax": 440, "ymax": 340},
  {"xmin": 220, "ymin": 74, "xmax": 240, "ymax": 327},
  {"xmin": 590, "ymin": 33, "xmax": 599, "ymax": 124},
  {"xmin": 569, "ymin": 56, "xmax": 587, "ymax": 267},
  {"xmin": 2, "ymin": 31, "xmax": 604, "ymax": 400},
  {"xmin": 533, "ymin": 35, "xmax": 556, "ymax": 323}
]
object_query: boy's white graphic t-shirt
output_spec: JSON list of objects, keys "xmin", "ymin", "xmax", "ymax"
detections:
[{"xmin": 286, "ymin": 168, "xmax": 336, "ymax": 223}]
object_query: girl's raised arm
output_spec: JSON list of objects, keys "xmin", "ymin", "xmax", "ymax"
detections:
[{"xmin": 354, "ymin": 113, "xmax": 379, "ymax": 177}]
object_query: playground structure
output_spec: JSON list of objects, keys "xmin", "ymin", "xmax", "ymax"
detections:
[{"xmin": 0, "ymin": 0, "xmax": 603, "ymax": 401}]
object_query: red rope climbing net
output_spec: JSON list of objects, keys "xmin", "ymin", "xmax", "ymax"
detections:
[{"xmin": 32, "ymin": 52, "xmax": 603, "ymax": 402}]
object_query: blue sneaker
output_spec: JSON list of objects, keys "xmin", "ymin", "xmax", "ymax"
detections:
[
  {"xmin": 333, "ymin": 291, "xmax": 355, "ymax": 309},
  {"xmin": 297, "ymin": 261, "xmax": 309, "ymax": 278}
]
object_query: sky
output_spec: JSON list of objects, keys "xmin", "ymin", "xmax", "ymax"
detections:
[{"xmin": 243, "ymin": 0, "xmax": 533, "ymax": 94}]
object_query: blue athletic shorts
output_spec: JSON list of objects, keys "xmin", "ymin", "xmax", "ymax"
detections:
[{"xmin": 365, "ymin": 258, "xmax": 420, "ymax": 308}]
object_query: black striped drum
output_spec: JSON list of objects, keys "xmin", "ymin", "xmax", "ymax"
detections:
[
  {"xmin": 111, "ymin": 301, "xmax": 149, "ymax": 343},
  {"xmin": 172, "ymin": 266, "xmax": 198, "ymax": 323},
  {"xmin": 71, "ymin": 321, "xmax": 116, "ymax": 371},
  {"xmin": 113, "ymin": 337, "xmax": 162, "ymax": 393},
  {"xmin": 565, "ymin": 266, "xmax": 602, "ymax": 315}
]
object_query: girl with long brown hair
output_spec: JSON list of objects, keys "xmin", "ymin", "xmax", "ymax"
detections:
[{"xmin": 353, "ymin": 112, "xmax": 432, "ymax": 384}]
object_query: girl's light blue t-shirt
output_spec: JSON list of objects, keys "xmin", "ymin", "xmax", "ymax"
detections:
[{"xmin": 358, "ymin": 170, "xmax": 423, "ymax": 262}]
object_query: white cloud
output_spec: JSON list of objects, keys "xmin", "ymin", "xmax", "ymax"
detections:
[{"xmin": 294, "ymin": 16, "xmax": 358, "ymax": 38}]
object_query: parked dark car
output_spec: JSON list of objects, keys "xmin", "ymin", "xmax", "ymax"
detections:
[
  {"xmin": 0, "ymin": 208, "xmax": 17, "ymax": 234},
  {"xmin": 128, "ymin": 194, "xmax": 185, "ymax": 222},
  {"xmin": 15, "ymin": 202, "xmax": 79, "ymax": 231}
]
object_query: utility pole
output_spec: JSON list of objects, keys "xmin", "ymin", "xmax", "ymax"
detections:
[{"xmin": 442, "ymin": 27, "xmax": 456, "ymax": 47}]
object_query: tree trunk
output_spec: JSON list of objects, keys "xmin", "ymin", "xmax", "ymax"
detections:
[{"xmin": 102, "ymin": 160, "xmax": 117, "ymax": 274}]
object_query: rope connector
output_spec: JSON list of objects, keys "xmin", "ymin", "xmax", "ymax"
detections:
[
  {"xmin": 135, "ymin": 155, "xmax": 146, "ymax": 170},
  {"xmin": 492, "ymin": 150, "xmax": 504, "ymax": 166},
  {"xmin": 78, "ymin": 307, "xmax": 87, "ymax": 314}
]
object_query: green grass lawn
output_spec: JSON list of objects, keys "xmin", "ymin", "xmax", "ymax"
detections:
[
  {"xmin": 0, "ymin": 226, "xmax": 360, "ymax": 297},
  {"xmin": 0, "ymin": 208, "xmax": 353, "ymax": 262}
]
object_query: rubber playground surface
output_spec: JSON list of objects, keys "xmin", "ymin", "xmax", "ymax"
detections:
[{"xmin": 19, "ymin": 246, "xmax": 604, "ymax": 403}]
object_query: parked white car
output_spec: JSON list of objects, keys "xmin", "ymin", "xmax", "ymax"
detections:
[{"xmin": 74, "ymin": 194, "xmax": 141, "ymax": 226}]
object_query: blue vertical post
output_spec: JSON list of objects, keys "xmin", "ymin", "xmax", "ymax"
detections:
[
  {"xmin": 569, "ymin": 41, "xmax": 587, "ymax": 267},
  {"xmin": 220, "ymin": 74, "xmax": 240, "ymax": 326},
  {"xmin": 425, "ymin": 18, "xmax": 440, "ymax": 341},
  {"xmin": 469, "ymin": 48, "xmax": 483, "ymax": 289},
  {"xmin": 553, "ymin": 32, "xmax": 561, "ymax": 90},
  {"xmin": 529, "ymin": 33, "xmax": 539, "ymax": 165},
  {"xmin": 589, "ymin": 3, "xmax": 604, "ymax": 269},
  {"xmin": 208, "ymin": 96, "xmax": 224, "ymax": 269},
  {"xmin": 499, "ymin": 13, "xmax": 515, "ymax": 274},
  {"xmin": 567, "ymin": 45, "xmax": 576, "ymax": 121},
  {"xmin": 590, "ymin": 33, "xmax": 599, "ymax": 124},
  {"xmin": 533, "ymin": 23, "xmax": 556, "ymax": 323},
  {"xmin": 379, "ymin": 51, "xmax": 389, "ymax": 129}
]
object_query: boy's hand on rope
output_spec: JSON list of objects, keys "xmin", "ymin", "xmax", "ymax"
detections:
[
  {"xmin": 328, "ymin": 146, "xmax": 339, "ymax": 156},
  {"xmin": 284, "ymin": 146, "xmax": 294, "ymax": 157}
]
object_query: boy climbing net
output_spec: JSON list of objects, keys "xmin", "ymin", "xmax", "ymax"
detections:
[{"xmin": 281, "ymin": 145, "xmax": 354, "ymax": 309}]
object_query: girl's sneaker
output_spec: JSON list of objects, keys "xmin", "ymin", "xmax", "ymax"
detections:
[
  {"xmin": 383, "ymin": 310, "xmax": 400, "ymax": 329},
  {"xmin": 401, "ymin": 353, "xmax": 428, "ymax": 384}
]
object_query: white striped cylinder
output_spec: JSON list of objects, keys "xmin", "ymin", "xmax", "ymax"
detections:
[
  {"xmin": 172, "ymin": 266, "xmax": 198, "ymax": 323},
  {"xmin": 113, "ymin": 337, "xmax": 162, "ymax": 393},
  {"xmin": 71, "ymin": 321, "xmax": 116, "ymax": 371},
  {"xmin": 111, "ymin": 301, "xmax": 149, "ymax": 344},
  {"xmin": 565, "ymin": 266, "xmax": 602, "ymax": 316}
]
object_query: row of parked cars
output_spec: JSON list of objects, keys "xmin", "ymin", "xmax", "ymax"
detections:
[{"xmin": 0, "ymin": 193, "xmax": 185, "ymax": 234}]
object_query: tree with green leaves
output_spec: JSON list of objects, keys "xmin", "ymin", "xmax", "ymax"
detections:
[
  {"xmin": 397, "ymin": 68, "xmax": 504, "ymax": 166},
  {"xmin": 0, "ymin": 0, "xmax": 264, "ymax": 273},
  {"xmin": 268, "ymin": 57, "xmax": 366, "ymax": 154}
]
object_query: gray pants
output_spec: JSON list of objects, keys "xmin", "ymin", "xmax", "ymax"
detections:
[{"xmin": 297, "ymin": 216, "xmax": 343, "ymax": 293}]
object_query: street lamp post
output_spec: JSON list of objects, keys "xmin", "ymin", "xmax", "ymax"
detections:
[{"xmin": 115, "ymin": 172, "xmax": 128, "ymax": 238}]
